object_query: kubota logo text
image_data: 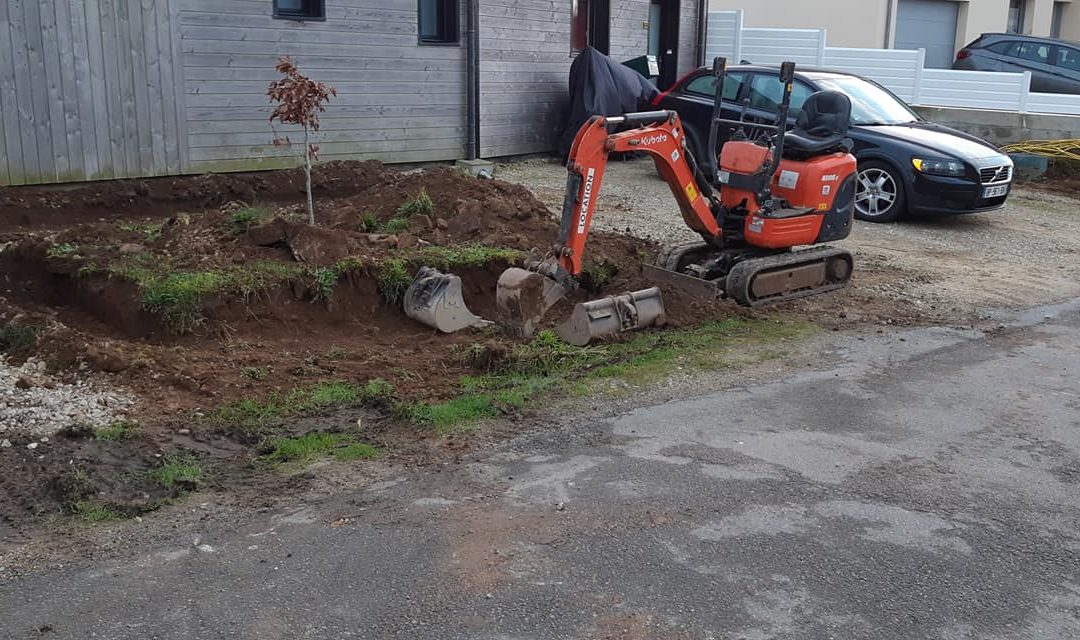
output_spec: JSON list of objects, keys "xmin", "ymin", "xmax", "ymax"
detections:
[
  {"xmin": 577, "ymin": 168, "xmax": 596, "ymax": 233},
  {"xmin": 640, "ymin": 134, "xmax": 668, "ymax": 146}
]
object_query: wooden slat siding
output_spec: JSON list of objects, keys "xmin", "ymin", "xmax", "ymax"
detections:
[
  {"xmin": 177, "ymin": 0, "xmax": 466, "ymax": 172},
  {"xmin": 141, "ymin": 0, "xmax": 166, "ymax": 174},
  {"xmin": 167, "ymin": 0, "xmax": 190, "ymax": 172},
  {"xmin": 155, "ymin": 0, "xmax": 179, "ymax": 173},
  {"xmin": 83, "ymin": 1, "xmax": 114, "ymax": 179},
  {"xmin": 0, "ymin": 0, "xmax": 18, "ymax": 184},
  {"xmin": 40, "ymin": 0, "xmax": 70, "ymax": 179},
  {"xmin": 115, "ymin": 0, "xmax": 140, "ymax": 173},
  {"xmin": 477, "ymin": 0, "xmax": 571, "ymax": 158},
  {"xmin": 23, "ymin": 0, "xmax": 55, "ymax": 180},
  {"xmin": 128, "ymin": 0, "xmax": 154, "ymax": 175},
  {"xmin": 58, "ymin": 0, "xmax": 94, "ymax": 178},
  {"xmin": 98, "ymin": 0, "xmax": 127, "ymax": 176}
]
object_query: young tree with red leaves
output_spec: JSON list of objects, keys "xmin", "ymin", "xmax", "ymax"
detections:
[{"xmin": 268, "ymin": 57, "xmax": 337, "ymax": 225}]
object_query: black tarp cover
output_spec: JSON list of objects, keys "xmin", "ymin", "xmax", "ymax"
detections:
[{"xmin": 558, "ymin": 47, "xmax": 659, "ymax": 158}]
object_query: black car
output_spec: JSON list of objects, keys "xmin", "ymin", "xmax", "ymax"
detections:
[
  {"xmin": 954, "ymin": 33, "xmax": 1080, "ymax": 95},
  {"xmin": 653, "ymin": 65, "xmax": 1014, "ymax": 222}
]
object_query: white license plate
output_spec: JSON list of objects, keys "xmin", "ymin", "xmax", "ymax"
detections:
[{"xmin": 983, "ymin": 184, "xmax": 1009, "ymax": 198}]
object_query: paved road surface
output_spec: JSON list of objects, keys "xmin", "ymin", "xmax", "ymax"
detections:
[{"xmin": 3, "ymin": 303, "xmax": 1080, "ymax": 639}]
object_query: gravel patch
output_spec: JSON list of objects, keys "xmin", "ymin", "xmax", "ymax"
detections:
[{"xmin": 0, "ymin": 357, "xmax": 135, "ymax": 439}]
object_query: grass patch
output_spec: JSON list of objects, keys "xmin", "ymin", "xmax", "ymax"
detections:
[
  {"xmin": 408, "ymin": 318, "xmax": 815, "ymax": 433},
  {"xmin": 94, "ymin": 420, "xmax": 140, "ymax": 441},
  {"xmin": 581, "ymin": 260, "xmax": 619, "ymax": 290},
  {"xmin": 241, "ymin": 366, "xmax": 269, "ymax": 381},
  {"xmin": 0, "ymin": 323, "xmax": 39, "ymax": 352},
  {"xmin": 147, "ymin": 454, "xmax": 205, "ymax": 490},
  {"xmin": 416, "ymin": 245, "xmax": 523, "ymax": 269},
  {"xmin": 360, "ymin": 211, "xmax": 380, "ymax": 232},
  {"xmin": 118, "ymin": 221, "xmax": 165, "ymax": 241},
  {"xmin": 46, "ymin": 242, "xmax": 78, "ymax": 258},
  {"xmin": 206, "ymin": 379, "xmax": 394, "ymax": 430},
  {"xmin": 229, "ymin": 206, "xmax": 273, "ymax": 234},
  {"xmin": 107, "ymin": 259, "xmax": 304, "ymax": 333},
  {"xmin": 380, "ymin": 217, "xmax": 411, "ymax": 234},
  {"xmin": 396, "ymin": 188, "xmax": 435, "ymax": 217},
  {"xmin": 265, "ymin": 432, "xmax": 381, "ymax": 465},
  {"xmin": 72, "ymin": 501, "xmax": 125, "ymax": 522},
  {"xmin": 377, "ymin": 258, "xmax": 412, "ymax": 305}
]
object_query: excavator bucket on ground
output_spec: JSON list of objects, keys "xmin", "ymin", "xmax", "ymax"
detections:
[
  {"xmin": 495, "ymin": 266, "xmax": 570, "ymax": 337},
  {"xmin": 404, "ymin": 267, "xmax": 492, "ymax": 333},
  {"xmin": 556, "ymin": 287, "xmax": 666, "ymax": 346}
]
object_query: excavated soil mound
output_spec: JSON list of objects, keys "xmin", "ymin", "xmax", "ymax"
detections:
[{"xmin": 0, "ymin": 161, "xmax": 722, "ymax": 417}]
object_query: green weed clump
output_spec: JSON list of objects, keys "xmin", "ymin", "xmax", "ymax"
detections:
[
  {"xmin": 148, "ymin": 454, "xmax": 205, "ymax": 489},
  {"xmin": 118, "ymin": 221, "xmax": 165, "ymax": 241},
  {"xmin": 0, "ymin": 323, "xmax": 39, "ymax": 352},
  {"xmin": 229, "ymin": 207, "xmax": 273, "ymax": 234},
  {"xmin": 380, "ymin": 217, "xmax": 411, "ymax": 234},
  {"xmin": 46, "ymin": 242, "xmax": 79, "ymax": 258},
  {"xmin": 206, "ymin": 379, "xmax": 395, "ymax": 430},
  {"xmin": 396, "ymin": 188, "xmax": 435, "ymax": 217},
  {"xmin": 377, "ymin": 258, "xmax": 411, "ymax": 305},
  {"xmin": 72, "ymin": 501, "xmax": 125, "ymax": 522},
  {"xmin": 94, "ymin": 420, "xmax": 141, "ymax": 442},
  {"xmin": 264, "ymin": 431, "xmax": 381, "ymax": 465}
]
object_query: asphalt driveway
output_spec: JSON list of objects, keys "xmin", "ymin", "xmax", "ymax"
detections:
[{"xmin": 2, "ymin": 300, "xmax": 1079, "ymax": 639}]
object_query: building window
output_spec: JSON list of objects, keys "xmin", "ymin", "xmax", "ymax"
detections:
[
  {"xmin": 273, "ymin": 0, "xmax": 325, "ymax": 21},
  {"xmin": 1051, "ymin": 2, "xmax": 1065, "ymax": 39},
  {"xmin": 571, "ymin": 0, "xmax": 609, "ymax": 54},
  {"xmin": 419, "ymin": 0, "xmax": 459, "ymax": 44},
  {"xmin": 1007, "ymin": 0, "xmax": 1025, "ymax": 34}
]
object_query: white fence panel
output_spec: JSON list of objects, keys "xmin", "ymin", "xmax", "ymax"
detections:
[
  {"xmin": 740, "ymin": 28, "xmax": 825, "ymax": 66},
  {"xmin": 919, "ymin": 69, "xmax": 1029, "ymax": 111},
  {"xmin": 1026, "ymin": 92, "xmax": 1080, "ymax": 116},
  {"xmin": 823, "ymin": 47, "xmax": 922, "ymax": 102},
  {"xmin": 705, "ymin": 11, "xmax": 742, "ymax": 64}
]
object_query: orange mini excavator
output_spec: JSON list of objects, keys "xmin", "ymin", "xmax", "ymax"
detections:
[{"xmin": 497, "ymin": 58, "xmax": 858, "ymax": 336}]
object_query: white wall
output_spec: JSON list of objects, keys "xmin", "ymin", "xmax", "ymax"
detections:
[{"xmin": 707, "ymin": 0, "xmax": 890, "ymax": 48}]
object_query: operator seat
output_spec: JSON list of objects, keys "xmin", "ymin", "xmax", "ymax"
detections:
[{"xmin": 783, "ymin": 91, "xmax": 853, "ymax": 159}]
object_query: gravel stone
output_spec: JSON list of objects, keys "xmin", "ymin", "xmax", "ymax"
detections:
[{"xmin": 0, "ymin": 356, "xmax": 136, "ymax": 438}]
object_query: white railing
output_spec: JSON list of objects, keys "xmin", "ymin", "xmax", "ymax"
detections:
[{"xmin": 705, "ymin": 10, "xmax": 1080, "ymax": 117}]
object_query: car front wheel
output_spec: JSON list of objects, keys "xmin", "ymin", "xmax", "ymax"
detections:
[{"xmin": 854, "ymin": 161, "xmax": 905, "ymax": 223}]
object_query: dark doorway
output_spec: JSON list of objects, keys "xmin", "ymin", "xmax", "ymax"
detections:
[
  {"xmin": 653, "ymin": 0, "xmax": 680, "ymax": 90},
  {"xmin": 572, "ymin": 0, "xmax": 609, "ymax": 54}
]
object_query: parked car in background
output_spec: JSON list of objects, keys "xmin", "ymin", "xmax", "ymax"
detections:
[
  {"xmin": 954, "ymin": 33, "xmax": 1080, "ymax": 94},
  {"xmin": 653, "ymin": 65, "xmax": 1014, "ymax": 223}
]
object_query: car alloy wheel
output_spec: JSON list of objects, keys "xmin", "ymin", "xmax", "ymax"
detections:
[{"xmin": 854, "ymin": 164, "xmax": 902, "ymax": 222}]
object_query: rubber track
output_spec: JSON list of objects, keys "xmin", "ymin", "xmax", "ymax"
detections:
[{"xmin": 726, "ymin": 246, "xmax": 853, "ymax": 307}]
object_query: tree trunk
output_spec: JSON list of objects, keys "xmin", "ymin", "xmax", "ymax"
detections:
[{"xmin": 304, "ymin": 127, "xmax": 314, "ymax": 225}]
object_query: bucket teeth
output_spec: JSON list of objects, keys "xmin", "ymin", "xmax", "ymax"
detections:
[{"xmin": 403, "ymin": 266, "xmax": 492, "ymax": 333}]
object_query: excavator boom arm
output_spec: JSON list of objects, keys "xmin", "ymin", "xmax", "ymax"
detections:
[{"xmin": 555, "ymin": 110, "xmax": 719, "ymax": 279}]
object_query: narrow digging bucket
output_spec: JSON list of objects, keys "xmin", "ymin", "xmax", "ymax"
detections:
[
  {"xmin": 404, "ymin": 266, "xmax": 492, "ymax": 333},
  {"xmin": 496, "ymin": 267, "xmax": 570, "ymax": 337},
  {"xmin": 556, "ymin": 287, "xmax": 666, "ymax": 346}
]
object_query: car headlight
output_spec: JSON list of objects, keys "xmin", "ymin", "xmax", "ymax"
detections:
[{"xmin": 912, "ymin": 157, "xmax": 966, "ymax": 177}]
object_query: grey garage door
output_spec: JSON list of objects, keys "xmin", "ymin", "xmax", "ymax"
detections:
[{"xmin": 895, "ymin": 0, "xmax": 960, "ymax": 68}]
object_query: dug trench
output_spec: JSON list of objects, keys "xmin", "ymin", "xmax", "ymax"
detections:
[{"xmin": 0, "ymin": 161, "xmax": 757, "ymax": 541}]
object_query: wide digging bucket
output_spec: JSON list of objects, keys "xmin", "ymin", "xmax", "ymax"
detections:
[
  {"xmin": 556, "ymin": 287, "xmax": 666, "ymax": 346},
  {"xmin": 404, "ymin": 266, "xmax": 492, "ymax": 333},
  {"xmin": 496, "ymin": 267, "xmax": 569, "ymax": 337}
]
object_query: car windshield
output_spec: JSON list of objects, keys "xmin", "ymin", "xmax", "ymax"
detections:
[{"xmin": 810, "ymin": 76, "xmax": 920, "ymax": 125}]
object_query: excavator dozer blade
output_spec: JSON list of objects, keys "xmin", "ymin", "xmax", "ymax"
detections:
[
  {"xmin": 404, "ymin": 267, "xmax": 492, "ymax": 333},
  {"xmin": 556, "ymin": 287, "xmax": 666, "ymax": 346},
  {"xmin": 496, "ymin": 267, "xmax": 570, "ymax": 337}
]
